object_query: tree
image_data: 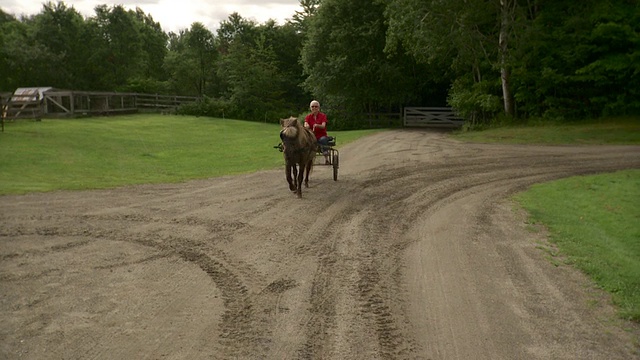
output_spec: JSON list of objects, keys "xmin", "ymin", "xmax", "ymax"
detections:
[
  {"xmin": 164, "ymin": 23, "xmax": 218, "ymax": 97},
  {"xmin": 213, "ymin": 13, "xmax": 309, "ymax": 121},
  {"xmin": 512, "ymin": 0, "xmax": 640, "ymax": 118},
  {"xmin": 0, "ymin": 10, "xmax": 25, "ymax": 91},
  {"xmin": 186, "ymin": 23, "xmax": 217, "ymax": 97},
  {"xmin": 258, "ymin": 20, "xmax": 310, "ymax": 110},
  {"xmin": 30, "ymin": 1, "xmax": 87, "ymax": 89},
  {"xmin": 86, "ymin": 5, "xmax": 145, "ymax": 90},
  {"xmin": 383, "ymin": 0, "xmax": 640, "ymax": 121},
  {"xmin": 127, "ymin": 8, "xmax": 169, "ymax": 93},
  {"xmin": 289, "ymin": 0, "xmax": 321, "ymax": 34},
  {"xmin": 383, "ymin": 0, "xmax": 508, "ymax": 121},
  {"xmin": 216, "ymin": 12, "xmax": 258, "ymax": 54},
  {"xmin": 498, "ymin": 0, "xmax": 516, "ymax": 117},
  {"xmin": 220, "ymin": 34, "xmax": 287, "ymax": 121},
  {"xmin": 301, "ymin": 0, "xmax": 434, "ymax": 126}
]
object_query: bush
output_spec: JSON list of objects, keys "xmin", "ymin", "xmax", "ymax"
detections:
[
  {"xmin": 177, "ymin": 97, "xmax": 231, "ymax": 118},
  {"xmin": 118, "ymin": 78, "xmax": 170, "ymax": 95},
  {"xmin": 449, "ymin": 76, "xmax": 503, "ymax": 129}
]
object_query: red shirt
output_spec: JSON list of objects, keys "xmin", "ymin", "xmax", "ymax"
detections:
[{"xmin": 304, "ymin": 112, "xmax": 328, "ymax": 140}]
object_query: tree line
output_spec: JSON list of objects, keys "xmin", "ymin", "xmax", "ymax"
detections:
[{"xmin": 1, "ymin": 0, "xmax": 638, "ymax": 128}]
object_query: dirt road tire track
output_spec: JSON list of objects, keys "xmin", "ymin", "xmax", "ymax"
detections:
[{"xmin": 1, "ymin": 129, "xmax": 639, "ymax": 359}]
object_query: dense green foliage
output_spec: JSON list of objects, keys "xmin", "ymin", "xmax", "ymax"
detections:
[
  {"xmin": 512, "ymin": 1, "xmax": 640, "ymax": 120},
  {"xmin": 1, "ymin": 0, "xmax": 638, "ymax": 127},
  {"xmin": 383, "ymin": 0, "xmax": 640, "ymax": 124},
  {"xmin": 300, "ymin": 0, "xmax": 448, "ymax": 126}
]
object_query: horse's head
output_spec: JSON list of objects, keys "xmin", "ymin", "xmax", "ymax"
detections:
[{"xmin": 280, "ymin": 116, "xmax": 300, "ymax": 139}]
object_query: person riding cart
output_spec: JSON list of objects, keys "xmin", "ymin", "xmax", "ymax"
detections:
[{"xmin": 304, "ymin": 100, "xmax": 334, "ymax": 164}]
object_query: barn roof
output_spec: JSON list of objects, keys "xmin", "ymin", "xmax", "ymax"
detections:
[{"xmin": 12, "ymin": 87, "xmax": 54, "ymax": 102}]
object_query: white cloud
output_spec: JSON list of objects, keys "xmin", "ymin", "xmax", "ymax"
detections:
[{"xmin": 0, "ymin": 0, "xmax": 301, "ymax": 33}]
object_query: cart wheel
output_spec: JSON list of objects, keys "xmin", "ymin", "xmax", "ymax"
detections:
[{"xmin": 332, "ymin": 153, "xmax": 339, "ymax": 181}]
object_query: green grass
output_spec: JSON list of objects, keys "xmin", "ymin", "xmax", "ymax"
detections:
[
  {"xmin": 452, "ymin": 117, "xmax": 640, "ymax": 145},
  {"xmin": 0, "ymin": 114, "xmax": 380, "ymax": 195},
  {"xmin": 513, "ymin": 170, "xmax": 640, "ymax": 321}
]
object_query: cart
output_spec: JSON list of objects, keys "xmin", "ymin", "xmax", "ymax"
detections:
[{"xmin": 316, "ymin": 137, "xmax": 339, "ymax": 181}]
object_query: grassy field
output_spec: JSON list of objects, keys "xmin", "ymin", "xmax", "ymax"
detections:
[
  {"xmin": 452, "ymin": 116, "xmax": 640, "ymax": 145},
  {"xmin": 1, "ymin": 114, "xmax": 638, "ymax": 322},
  {"xmin": 0, "ymin": 115, "xmax": 379, "ymax": 195},
  {"xmin": 513, "ymin": 170, "xmax": 640, "ymax": 322}
]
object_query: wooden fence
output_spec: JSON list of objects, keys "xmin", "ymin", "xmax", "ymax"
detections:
[
  {"xmin": 403, "ymin": 107, "xmax": 464, "ymax": 128},
  {"xmin": 42, "ymin": 91, "xmax": 200, "ymax": 117},
  {"xmin": 1, "ymin": 90, "xmax": 200, "ymax": 122},
  {"xmin": 1, "ymin": 92, "xmax": 10, "ymax": 132}
]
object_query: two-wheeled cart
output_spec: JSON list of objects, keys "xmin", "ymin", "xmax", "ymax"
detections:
[{"xmin": 315, "ymin": 137, "xmax": 339, "ymax": 181}]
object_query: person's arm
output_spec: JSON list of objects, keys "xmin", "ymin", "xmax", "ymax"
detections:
[
  {"xmin": 314, "ymin": 114, "xmax": 327, "ymax": 129},
  {"xmin": 303, "ymin": 115, "xmax": 312, "ymax": 129}
]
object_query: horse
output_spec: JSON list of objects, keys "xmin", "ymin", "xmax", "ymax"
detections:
[{"xmin": 279, "ymin": 116, "xmax": 316, "ymax": 198}]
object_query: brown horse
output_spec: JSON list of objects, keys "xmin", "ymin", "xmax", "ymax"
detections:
[{"xmin": 279, "ymin": 117, "xmax": 316, "ymax": 198}]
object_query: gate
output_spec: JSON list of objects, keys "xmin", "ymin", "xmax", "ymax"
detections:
[
  {"xmin": 403, "ymin": 107, "xmax": 464, "ymax": 128},
  {"xmin": 1, "ymin": 88, "xmax": 45, "ymax": 124}
]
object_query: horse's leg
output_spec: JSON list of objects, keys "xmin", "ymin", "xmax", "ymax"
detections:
[
  {"xmin": 291, "ymin": 164, "xmax": 298, "ymax": 191},
  {"xmin": 296, "ymin": 162, "xmax": 304, "ymax": 198},
  {"xmin": 303, "ymin": 158, "xmax": 312, "ymax": 188},
  {"xmin": 286, "ymin": 163, "xmax": 296, "ymax": 191}
]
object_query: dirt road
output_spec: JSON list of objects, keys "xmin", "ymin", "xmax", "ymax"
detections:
[{"xmin": 1, "ymin": 129, "xmax": 639, "ymax": 359}]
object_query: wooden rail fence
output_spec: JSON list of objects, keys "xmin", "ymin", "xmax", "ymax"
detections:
[{"xmin": 1, "ymin": 90, "xmax": 200, "ymax": 123}]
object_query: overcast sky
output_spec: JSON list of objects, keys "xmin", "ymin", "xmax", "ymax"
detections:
[{"xmin": 1, "ymin": 0, "xmax": 302, "ymax": 33}]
